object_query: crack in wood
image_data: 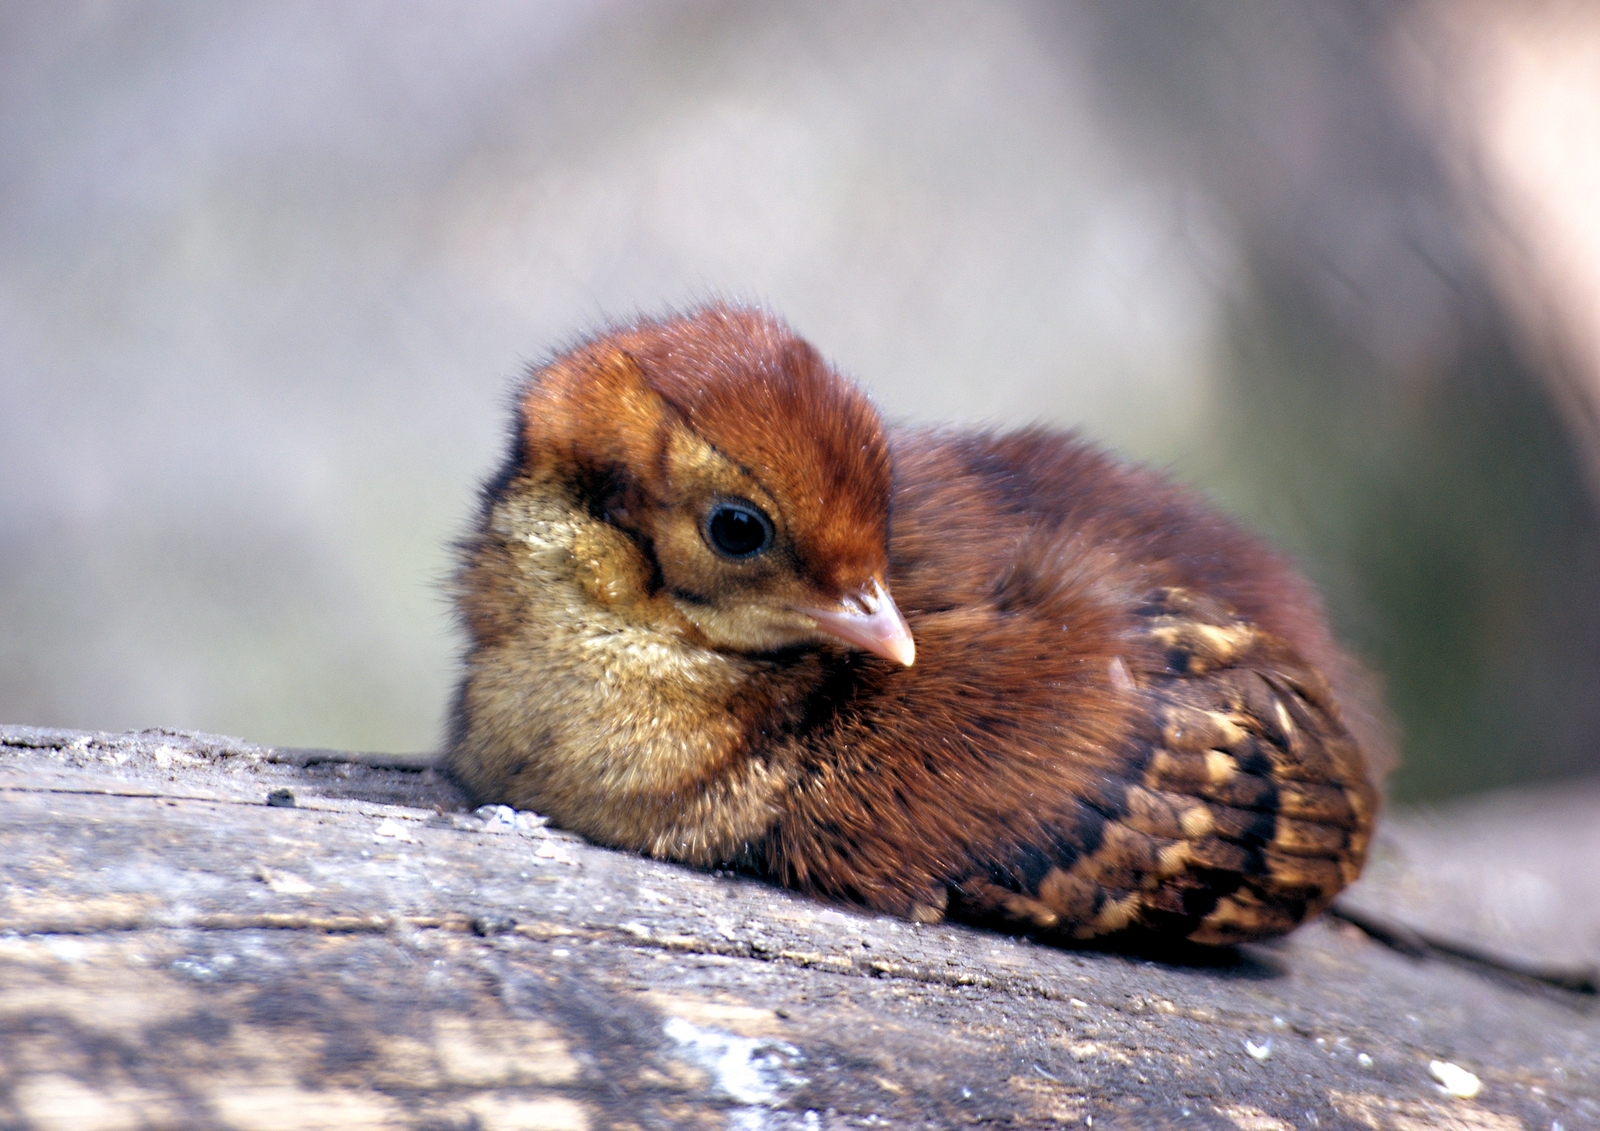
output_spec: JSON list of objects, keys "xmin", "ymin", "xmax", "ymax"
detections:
[{"xmin": 1328, "ymin": 901, "xmax": 1599, "ymax": 997}]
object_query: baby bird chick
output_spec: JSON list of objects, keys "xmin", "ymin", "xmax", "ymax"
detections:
[{"xmin": 449, "ymin": 304, "xmax": 1385, "ymax": 946}]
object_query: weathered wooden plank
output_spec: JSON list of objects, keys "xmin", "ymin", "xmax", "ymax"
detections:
[{"xmin": 1, "ymin": 726, "xmax": 1595, "ymax": 1130}]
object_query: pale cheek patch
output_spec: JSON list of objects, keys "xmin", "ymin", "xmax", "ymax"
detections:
[{"xmin": 457, "ymin": 485, "xmax": 785, "ymax": 862}]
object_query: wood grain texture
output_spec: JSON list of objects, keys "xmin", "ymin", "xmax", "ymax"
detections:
[{"xmin": 2, "ymin": 725, "xmax": 1595, "ymax": 1130}]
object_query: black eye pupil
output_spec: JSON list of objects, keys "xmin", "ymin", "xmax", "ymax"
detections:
[{"xmin": 707, "ymin": 503, "xmax": 772, "ymax": 559}]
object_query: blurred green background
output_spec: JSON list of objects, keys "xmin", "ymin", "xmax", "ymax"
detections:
[{"xmin": 3, "ymin": 1, "xmax": 1598, "ymax": 801}]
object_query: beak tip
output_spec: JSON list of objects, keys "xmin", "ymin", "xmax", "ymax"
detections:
[{"xmin": 798, "ymin": 578, "xmax": 917, "ymax": 668}]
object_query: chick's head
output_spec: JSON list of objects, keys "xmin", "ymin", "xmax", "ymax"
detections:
[{"xmin": 516, "ymin": 305, "xmax": 914, "ymax": 665}]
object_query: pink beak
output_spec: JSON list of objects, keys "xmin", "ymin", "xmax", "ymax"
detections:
[{"xmin": 799, "ymin": 577, "xmax": 916, "ymax": 667}]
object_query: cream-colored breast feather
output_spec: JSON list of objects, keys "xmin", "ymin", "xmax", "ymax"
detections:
[{"xmin": 449, "ymin": 474, "xmax": 794, "ymax": 863}]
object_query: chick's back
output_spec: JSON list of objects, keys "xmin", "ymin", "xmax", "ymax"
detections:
[{"xmin": 760, "ymin": 426, "xmax": 1387, "ymax": 944}]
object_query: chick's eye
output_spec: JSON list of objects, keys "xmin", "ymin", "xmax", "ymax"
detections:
[{"xmin": 705, "ymin": 502, "xmax": 773, "ymax": 560}]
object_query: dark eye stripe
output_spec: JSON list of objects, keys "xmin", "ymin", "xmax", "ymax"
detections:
[{"xmin": 705, "ymin": 502, "xmax": 774, "ymax": 560}]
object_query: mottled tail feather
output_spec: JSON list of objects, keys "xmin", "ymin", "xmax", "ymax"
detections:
[{"xmin": 951, "ymin": 588, "xmax": 1378, "ymax": 946}]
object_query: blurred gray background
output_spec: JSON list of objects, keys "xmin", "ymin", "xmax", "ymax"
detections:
[{"xmin": 4, "ymin": 1, "xmax": 1598, "ymax": 802}]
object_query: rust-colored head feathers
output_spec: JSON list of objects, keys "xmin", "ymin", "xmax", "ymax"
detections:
[
  {"xmin": 505, "ymin": 306, "xmax": 909, "ymax": 663},
  {"xmin": 450, "ymin": 302, "xmax": 1387, "ymax": 948},
  {"xmin": 522, "ymin": 307, "xmax": 894, "ymax": 588},
  {"xmin": 607, "ymin": 306, "xmax": 893, "ymax": 599}
]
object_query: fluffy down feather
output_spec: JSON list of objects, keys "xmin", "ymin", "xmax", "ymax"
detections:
[{"xmin": 448, "ymin": 303, "xmax": 1388, "ymax": 945}]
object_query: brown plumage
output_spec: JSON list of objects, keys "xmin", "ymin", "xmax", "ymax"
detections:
[{"xmin": 448, "ymin": 303, "xmax": 1388, "ymax": 946}]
